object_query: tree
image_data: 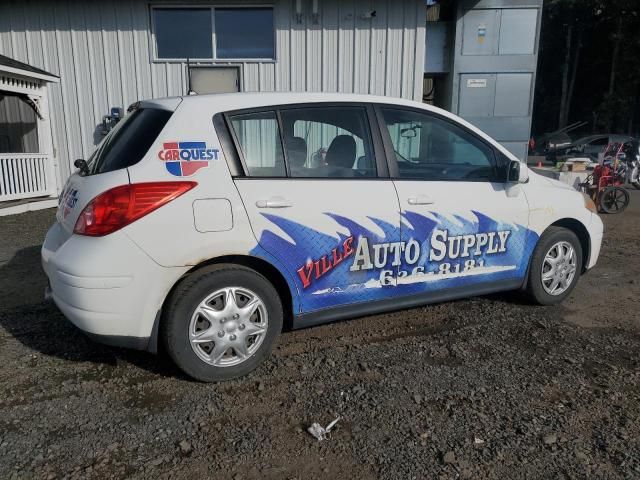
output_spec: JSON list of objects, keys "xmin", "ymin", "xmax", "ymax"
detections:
[
  {"xmin": 588, "ymin": 1, "xmax": 640, "ymax": 132},
  {"xmin": 534, "ymin": 0, "xmax": 640, "ymax": 136},
  {"xmin": 545, "ymin": 0, "xmax": 595, "ymax": 130}
]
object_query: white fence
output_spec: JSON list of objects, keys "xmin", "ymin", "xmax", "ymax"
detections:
[{"xmin": 0, "ymin": 154, "xmax": 55, "ymax": 202}]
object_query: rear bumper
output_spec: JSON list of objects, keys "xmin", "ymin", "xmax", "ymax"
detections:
[
  {"xmin": 84, "ymin": 331, "xmax": 151, "ymax": 350},
  {"xmin": 41, "ymin": 223, "xmax": 187, "ymax": 350}
]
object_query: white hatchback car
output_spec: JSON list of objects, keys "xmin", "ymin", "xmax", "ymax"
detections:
[{"xmin": 43, "ymin": 93, "xmax": 603, "ymax": 382}]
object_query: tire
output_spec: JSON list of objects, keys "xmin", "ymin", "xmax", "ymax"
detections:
[
  {"xmin": 599, "ymin": 186, "xmax": 629, "ymax": 214},
  {"xmin": 162, "ymin": 264, "xmax": 283, "ymax": 382},
  {"xmin": 525, "ymin": 227, "xmax": 583, "ymax": 306}
]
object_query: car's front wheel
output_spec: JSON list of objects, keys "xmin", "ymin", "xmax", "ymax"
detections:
[
  {"xmin": 162, "ymin": 265, "xmax": 283, "ymax": 382},
  {"xmin": 525, "ymin": 227, "xmax": 583, "ymax": 305}
]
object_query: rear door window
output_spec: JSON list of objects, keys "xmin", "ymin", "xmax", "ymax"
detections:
[
  {"xmin": 88, "ymin": 108, "xmax": 173, "ymax": 175},
  {"xmin": 280, "ymin": 106, "xmax": 376, "ymax": 178},
  {"xmin": 225, "ymin": 104, "xmax": 378, "ymax": 179}
]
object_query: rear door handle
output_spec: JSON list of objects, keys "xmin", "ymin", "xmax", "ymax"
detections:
[
  {"xmin": 407, "ymin": 195, "xmax": 434, "ymax": 205},
  {"xmin": 256, "ymin": 197, "xmax": 293, "ymax": 209}
]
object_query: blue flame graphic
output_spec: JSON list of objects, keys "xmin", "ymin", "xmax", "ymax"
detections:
[{"xmin": 249, "ymin": 211, "xmax": 539, "ymax": 314}]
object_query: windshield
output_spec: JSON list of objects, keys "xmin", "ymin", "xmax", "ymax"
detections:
[{"xmin": 86, "ymin": 108, "xmax": 173, "ymax": 175}]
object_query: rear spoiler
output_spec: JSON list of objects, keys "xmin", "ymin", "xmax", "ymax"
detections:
[{"xmin": 132, "ymin": 97, "xmax": 183, "ymax": 112}]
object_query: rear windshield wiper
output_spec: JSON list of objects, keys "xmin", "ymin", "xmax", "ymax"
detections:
[{"xmin": 74, "ymin": 159, "xmax": 89, "ymax": 176}]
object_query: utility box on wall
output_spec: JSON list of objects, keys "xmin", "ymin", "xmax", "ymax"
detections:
[
  {"xmin": 459, "ymin": 74, "xmax": 495, "ymax": 117},
  {"xmin": 449, "ymin": 0, "xmax": 543, "ymax": 161},
  {"xmin": 461, "ymin": 9, "xmax": 500, "ymax": 56},
  {"xmin": 494, "ymin": 73, "xmax": 532, "ymax": 117},
  {"xmin": 498, "ymin": 9, "xmax": 539, "ymax": 55},
  {"xmin": 425, "ymin": 22, "xmax": 451, "ymax": 74},
  {"xmin": 461, "ymin": 8, "xmax": 538, "ymax": 56},
  {"xmin": 459, "ymin": 73, "xmax": 532, "ymax": 117}
]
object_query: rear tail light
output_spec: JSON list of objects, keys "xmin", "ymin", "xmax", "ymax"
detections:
[{"xmin": 74, "ymin": 182, "xmax": 196, "ymax": 236}]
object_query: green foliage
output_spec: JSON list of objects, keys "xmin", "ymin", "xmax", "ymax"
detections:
[{"xmin": 533, "ymin": 0, "xmax": 640, "ymax": 135}]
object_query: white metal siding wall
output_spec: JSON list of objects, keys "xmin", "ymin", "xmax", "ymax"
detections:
[{"xmin": 0, "ymin": 0, "xmax": 426, "ymax": 183}]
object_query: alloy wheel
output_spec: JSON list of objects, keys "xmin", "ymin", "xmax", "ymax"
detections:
[{"xmin": 541, "ymin": 241, "xmax": 577, "ymax": 296}]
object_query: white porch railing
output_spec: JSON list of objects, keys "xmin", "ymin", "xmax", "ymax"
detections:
[{"xmin": 0, "ymin": 153, "xmax": 56, "ymax": 202}]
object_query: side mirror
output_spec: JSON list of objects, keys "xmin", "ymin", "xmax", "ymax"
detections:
[{"xmin": 507, "ymin": 160, "xmax": 528, "ymax": 183}]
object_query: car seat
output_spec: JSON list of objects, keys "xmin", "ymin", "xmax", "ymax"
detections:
[
  {"xmin": 287, "ymin": 136, "xmax": 308, "ymax": 175},
  {"xmin": 325, "ymin": 135, "xmax": 356, "ymax": 176}
]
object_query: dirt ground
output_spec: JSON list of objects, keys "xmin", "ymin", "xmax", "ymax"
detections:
[{"xmin": 1, "ymin": 191, "xmax": 639, "ymax": 480}]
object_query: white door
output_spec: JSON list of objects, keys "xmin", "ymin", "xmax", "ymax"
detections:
[
  {"xmin": 377, "ymin": 106, "xmax": 536, "ymax": 299},
  {"xmin": 228, "ymin": 105, "xmax": 401, "ymax": 314}
]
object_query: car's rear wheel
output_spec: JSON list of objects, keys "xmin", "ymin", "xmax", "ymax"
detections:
[
  {"xmin": 162, "ymin": 265, "xmax": 283, "ymax": 382},
  {"xmin": 525, "ymin": 227, "xmax": 583, "ymax": 305}
]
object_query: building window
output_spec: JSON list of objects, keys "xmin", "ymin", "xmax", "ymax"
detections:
[
  {"xmin": 215, "ymin": 8, "xmax": 275, "ymax": 59},
  {"xmin": 153, "ymin": 9, "xmax": 213, "ymax": 59},
  {"xmin": 152, "ymin": 7, "xmax": 275, "ymax": 61}
]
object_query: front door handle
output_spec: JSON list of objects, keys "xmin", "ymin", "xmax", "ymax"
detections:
[
  {"xmin": 407, "ymin": 195, "xmax": 434, "ymax": 206},
  {"xmin": 256, "ymin": 197, "xmax": 293, "ymax": 209}
]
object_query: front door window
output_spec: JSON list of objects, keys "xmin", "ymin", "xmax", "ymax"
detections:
[{"xmin": 380, "ymin": 107, "xmax": 500, "ymax": 182}]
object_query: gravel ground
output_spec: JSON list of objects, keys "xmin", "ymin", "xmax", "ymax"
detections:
[{"xmin": 1, "ymin": 192, "xmax": 640, "ymax": 479}]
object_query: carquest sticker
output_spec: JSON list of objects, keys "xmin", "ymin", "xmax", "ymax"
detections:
[
  {"xmin": 57, "ymin": 186, "xmax": 79, "ymax": 221},
  {"xmin": 158, "ymin": 141, "xmax": 219, "ymax": 177},
  {"xmin": 250, "ymin": 211, "xmax": 539, "ymax": 313}
]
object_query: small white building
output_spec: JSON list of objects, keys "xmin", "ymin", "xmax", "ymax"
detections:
[
  {"xmin": 0, "ymin": 54, "xmax": 58, "ymax": 206},
  {"xmin": 0, "ymin": 0, "xmax": 542, "ymax": 205}
]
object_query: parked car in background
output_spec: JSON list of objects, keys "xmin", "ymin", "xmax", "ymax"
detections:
[
  {"xmin": 546, "ymin": 133, "xmax": 635, "ymax": 162},
  {"xmin": 42, "ymin": 93, "xmax": 604, "ymax": 382}
]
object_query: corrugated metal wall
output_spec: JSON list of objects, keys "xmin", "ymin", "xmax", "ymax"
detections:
[{"xmin": 0, "ymin": 0, "xmax": 426, "ymax": 184}]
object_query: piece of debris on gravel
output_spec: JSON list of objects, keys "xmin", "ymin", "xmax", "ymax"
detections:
[
  {"xmin": 178, "ymin": 440, "xmax": 193, "ymax": 455},
  {"xmin": 307, "ymin": 417, "xmax": 341, "ymax": 441}
]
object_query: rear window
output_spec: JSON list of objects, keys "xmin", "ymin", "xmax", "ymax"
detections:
[{"xmin": 88, "ymin": 108, "xmax": 173, "ymax": 175}]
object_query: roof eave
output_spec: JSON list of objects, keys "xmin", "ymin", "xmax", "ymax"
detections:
[{"xmin": 0, "ymin": 65, "xmax": 60, "ymax": 83}]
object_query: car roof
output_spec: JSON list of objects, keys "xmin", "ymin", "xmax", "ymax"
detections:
[
  {"xmin": 139, "ymin": 92, "xmax": 521, "ymax": 161},
  {"xmin": 144, "ymin": 91, "xmax": 435, "ymax": 114},
  {"xmin": 610, "ymin": 134, "xmax": 635, "ymax": 141},
  {"xmin": 198, "ymin": 91, "xmax": 430, "ymax": 111},
  {"xmin": 571, "ymin": 135, "xmax": 606, "ymax": 145}
]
